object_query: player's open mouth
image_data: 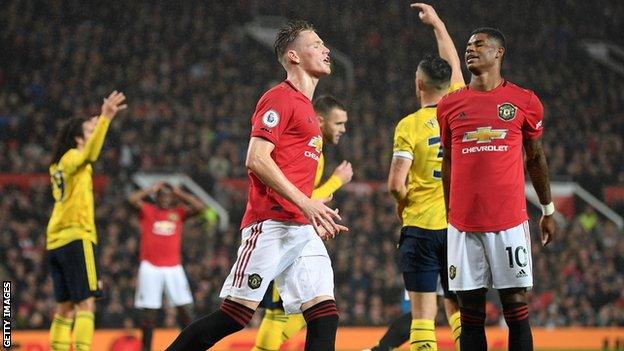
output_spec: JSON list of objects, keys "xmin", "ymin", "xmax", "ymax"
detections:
[
  {"xmin": 323, "ymin": 58, "xmax": 331, "ymax": 65},
  {"xmin": 466, "ymin": 54, "xmax": 478, "ymax": 62}
]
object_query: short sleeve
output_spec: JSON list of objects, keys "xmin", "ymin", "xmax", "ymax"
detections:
[
  {"xmin": 250, "ymin": 90, "xmax": 293, "ymax": 145},
  {"xmin": 392, "ymin": 118, "xmax": 415, "ymax": 160},
  {"xmin": 437, "ymin": 102, "xmax": 452, "ymax": 149},
  {"xmin": 523, "ymin": 93, "xmax": 544, "ymax": 140}
]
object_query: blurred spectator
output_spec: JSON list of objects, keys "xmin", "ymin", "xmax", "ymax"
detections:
[{"xmin": 578, "ymin": 205, "xmax": 598, "ymax": 233}]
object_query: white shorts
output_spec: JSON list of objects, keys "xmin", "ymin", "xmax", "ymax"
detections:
[
  {"xmin": 447, "ymin": 221, "xmax": 533, "ymax": 291},
  {"xmin": 220, "ymin": 220, "xmax": 334, "ymax": 314},
  {"xmin": 134, "ymin": 260, "xmax": 194, "ymax": 309}
]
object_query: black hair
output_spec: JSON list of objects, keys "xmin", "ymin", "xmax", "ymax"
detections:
[
  {"xmin": 471, "ymin": 27, "xmax": 506, "ymax": 49},
  {"xmin": 313, "ymin": 95, "xmax": 346, "ymax": 116},
  {"xmin": 50, "ymin": 117, "xmax": 87, "ymax": 165},
  {"xmin": 417, "ymin": 54, "xmax": 452, "ymax": 91},
  {"xmin": 274, "ymin": 19, "xmax": 316, "ymax": 64}
]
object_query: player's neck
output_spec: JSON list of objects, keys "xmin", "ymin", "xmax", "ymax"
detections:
[
  {"xmin": 286, "ymin": 70, "xmax": 319, "ymax": 100},
  {"xmin": 469, "ymin": 71, "xmax": 503, "ymax": 92},
  {"xmin": 419, "ymin": 91, "xmax": 445, "ymax": 108}
]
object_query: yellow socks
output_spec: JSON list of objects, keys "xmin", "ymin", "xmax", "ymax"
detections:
[
  {"xmin": 50, "ymin": 314, "xmax": 73, "ymax": 351},
  {"xmin": 252, "ymin": 308, "xmax": 288, "ymax": 351},
  {"xmin": 281, "ymin": 313, "xmax": 306, "ymax": 342},
  {"xmin": 410, "ymin": 319, "xmax": 437, "ymax": 351},
  {"xmin": 73, "ymin": 311, "xmax": 94, "ymax": 351},
  {"xmin": 449, "ymin": 311, "xmax": 462, "ymax": 351}
]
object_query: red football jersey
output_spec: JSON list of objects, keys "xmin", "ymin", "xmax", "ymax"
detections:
[
  {"xmin": 437, "ymin": 80, "xmax": 544, "ymax": 232},
  {"xmin": 139, "ymin": 202, "xmax": 187, "ymax": 266},
  {"xmin": 240, "ymin": 81, "xmax": 322, "ymax": 229}
]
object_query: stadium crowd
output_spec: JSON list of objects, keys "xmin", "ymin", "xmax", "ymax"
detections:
[{"xmin": 1, "ymin": 0, "xmax": 623, "ymax": 329}]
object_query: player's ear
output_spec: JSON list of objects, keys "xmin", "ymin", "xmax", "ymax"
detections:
[
  {"xmin": 317, "ymin": 114, "xmax": 325, "ymax": 126},
  {"xmin": 75, "ymin": 135, "xmax": 84, "ymax": 147},
  {"xmin": 287, "ymin": 49, "xmax": 300, "ymax": 64},
  {"xmin": 496, "ymin": 46, "xmax": 505, "ymax": 59},
  {"xmin": 416, "ymin": 78, "xmax": 426, "ymax": 92}
]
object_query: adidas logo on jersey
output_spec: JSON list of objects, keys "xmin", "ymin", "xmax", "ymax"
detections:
[
  {"xmin": 516, "ymin": 269, "xmax": 528, "ymax": 278},
  {"xmin": 417, "ymin": 343, "xmax": 434, "ymax": 350}
]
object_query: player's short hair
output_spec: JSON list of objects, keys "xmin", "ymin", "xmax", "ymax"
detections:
[
  {"xmin": 313, "ymin": 95, "xmax": 346, "ymax": 117},
  {"xmin": 471, "ymin": 27, "xmax": 506, "ymax": 50},
  {"xmin": 51, "ymin": 116, "xmax": 88, "ymax": 165},
  {"xmin": 274, "ymin": 19, "xmax": 315, "ymax": 64},
  {"xmin": 417, "ymin": 54, "xmax": 452, "ymax": 92}
]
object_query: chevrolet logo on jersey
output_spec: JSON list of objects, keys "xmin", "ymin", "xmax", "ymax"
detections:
[
  {"xmin": 462, "ymin": 127, "xmax": 507, "ymax": 144},
  {"xmin": 308, "ymin": 135, "xmax": 323, "ymax": 153},
  {"xmin": 304, "ymin": 135, "xmax": 323, "ymax": 161}
]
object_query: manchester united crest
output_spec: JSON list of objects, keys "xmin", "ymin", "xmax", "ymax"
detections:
[
  {"xmin": 248, "ymin": 273, "xmax": 263, "ymax": 289},
  {"xmin": 497, "ymin": 103, "xmax": 517, "ymax": 121},
  {"xmin": 449, "ymin": 265, "xmax": 457, "ymax": 280}
]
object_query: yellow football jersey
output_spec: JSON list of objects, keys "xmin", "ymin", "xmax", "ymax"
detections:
[
  {"xmin": 311, "ymin": 153, "xmax": 342, "ymax": 200},
  {"xmin": 46, "ymin": 117, "xmax": 111, "ymax": 250},
  {"xmin": 392, "ymin": 83, "xmax": 463, "ymax": 230}
]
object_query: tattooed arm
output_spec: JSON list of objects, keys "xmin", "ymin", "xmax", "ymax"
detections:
[
  {"xmin": 388, "ymin": 156, "xmax": 412, "ymax": 202},
  {"xmin": 388, "ymin": 156, "xmax": 412, "ymax": 222}
]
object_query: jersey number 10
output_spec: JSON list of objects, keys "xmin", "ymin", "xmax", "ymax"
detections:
[{"xmin": 505, "ymin": 246, "xmax": 528, "ymax": 268}]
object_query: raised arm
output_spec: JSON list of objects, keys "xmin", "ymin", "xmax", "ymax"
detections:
[
  {"xmin": 80, "ymin": 118, "xmax": 110, "ymax": 164},
  {"xmin": 245, "ymin": 137, "xmax": 347, "ymax": 239},
  {"xmin": 172, "ymin": 186, "xmax": 206, "ymax": 217},
  {"xmin": 412, "ymin": 3, "xmax": 464, "ymax": 86},
  {"xmin": 523, "ymin": 136, "xmax": 556, "ymax": 246},
  {"xmin": 61, "ymin": 91, "xmax": 127, "ymax": 174},
  {"xmin": 128, "ymin": 182, "xmax": 162, "ymax": 209}
]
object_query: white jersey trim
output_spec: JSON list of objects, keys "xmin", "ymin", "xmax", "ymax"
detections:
[{"xmin": 393, "ymin": 150, "xmax": 414, "ymax": 160}]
